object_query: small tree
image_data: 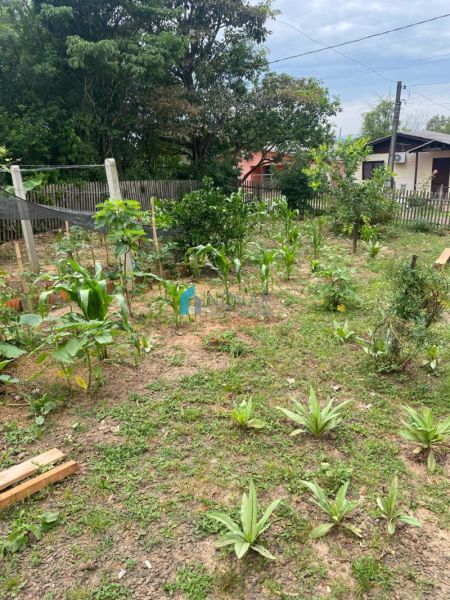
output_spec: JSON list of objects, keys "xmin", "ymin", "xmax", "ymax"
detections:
[{"xmin": 304, "ymin": 138, "xmax": 395, "ymax": 253}]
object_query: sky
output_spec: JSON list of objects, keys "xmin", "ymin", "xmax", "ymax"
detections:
[{"xmin": 263, "ymin": 1, "xmax": 450, "ymax": 136}]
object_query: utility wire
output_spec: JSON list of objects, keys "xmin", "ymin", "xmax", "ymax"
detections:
[
  {"xmin": 275, "ymin": 18, "xmax": 396, "ymax": 85},
  {"xmin": 269, "ymin": 13, "xmax": 450, "ymax": 64}
]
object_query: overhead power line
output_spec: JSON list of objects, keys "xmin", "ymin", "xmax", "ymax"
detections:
[{"xmin": 269, "ymin": 13, "xmax": 450, "ymax": 64}]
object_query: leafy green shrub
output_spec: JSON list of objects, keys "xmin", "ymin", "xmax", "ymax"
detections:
[
  {"xmin": 168, "ymin": 179, "xmax": 250, "ymax": 255},
  {"xmin": 277, "ymin": 387, "xmax": 349, "ymax": 437},
  {"xmin": 207, "ymin": 480, "xmax": 282, "ymax": 559},
  {"xmin": 359, "ymin": 316, "xmax": 415, "ymax": 373},
  {"xmin": 388, "ymin": 260, "xmax": 448, "ymax": 327},
  {"xmin": 316, "ymin": 265, "xmax": 360, "ymax": 311},
  {"xmin": 376, "ymin": 475, "xmax": 421, "ymax": 534},
  {"xmin": 301, "ymin": 480, "xmax": 361, "ymax": 538},
  {"xmin": 400, "ymin": 406, "xmax": 450, "ymax": 472}
]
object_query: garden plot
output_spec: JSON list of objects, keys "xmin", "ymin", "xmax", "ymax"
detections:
[{"xmin": 0, "ymin": 201, "xmax": 450, "ymax": 599}]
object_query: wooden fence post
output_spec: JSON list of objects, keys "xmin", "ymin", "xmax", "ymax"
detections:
[
  {"xmin": 10, "ymin": 166, "xmax": 40, "ymax": 272},
  {"xmin": 104, "ymin": 158, "xmax": 133, "ymax": 291}
]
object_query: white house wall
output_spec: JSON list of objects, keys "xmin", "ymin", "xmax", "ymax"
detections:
[{"xmin": 355, "ymin": 150, "xmax": 450, "ymax": 191}]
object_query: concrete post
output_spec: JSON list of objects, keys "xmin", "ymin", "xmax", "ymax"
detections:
[
  {"xmin": 104, "ymin": 158, "xmax": 133, "ymax": 290},
  {"xmin": 10, "ymin": 165, "xmax": 40, "ymax": 273}
]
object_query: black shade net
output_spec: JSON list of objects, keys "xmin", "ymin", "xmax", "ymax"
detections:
[{"xmin": 0, "ymin": 188, "xmax": 170, "ymax": 238}]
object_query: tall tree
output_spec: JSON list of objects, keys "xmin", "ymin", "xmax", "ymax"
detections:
[
  {"xmin": 361, "ymin": 99, "xmax": 394, "ymax": 141},
  {"xmin": 426, "ymin": 115, "xmax": 450, "ymax": 134}
]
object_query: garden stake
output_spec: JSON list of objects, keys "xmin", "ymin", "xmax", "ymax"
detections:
[{"xmin": 150, "ymin": 196, "xmax": 164, "ymax": 277}]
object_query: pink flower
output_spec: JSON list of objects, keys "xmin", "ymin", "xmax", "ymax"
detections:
[{"xmin": 432, "ymin": 169, "xmax": 438, "ymax": 175}]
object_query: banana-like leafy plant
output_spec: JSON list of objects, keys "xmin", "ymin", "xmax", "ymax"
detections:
[
  {"xmin": 376, "ymin": 475, "xmax": 421, "ymax": 535},
  {"xmin": 149, "ymin": 275, "xmax": 189, "ymax": 324},
  {"xmin": 39, "ymin": 260, "xmax": 113, "ymax": 321},
  {"xmin": 277, "ymin": 387, "xmax": 349, "ymax": 437},
  {"xmin": 207, "ymin": 480, "xmax": 282, "ymax": 559},
  {"xmin": 301, "ymin": 480, "xmax": 361, "ymax": 538},
  {"xmin": 231, "ymin": 398, "xmax": 265, "ymax": 429},
  {"xmin": 400, "ymin": 406, "xmax": 450, "ymax": 472},
  {"xmin": 187, "ymin": 244, "xmax": 240, "ymax": 304}
]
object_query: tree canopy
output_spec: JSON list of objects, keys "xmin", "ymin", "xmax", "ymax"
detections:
[
  {"xmin": 0, "ymin": 1, "xmax": 338, "ymax": 180},
  {"xmin": 426, "ymin": 115, "xmax": 450, "ymax": 134},
  {"xmin": 361, "ymin": 99, "xmax": 394, "ymax": 141}
]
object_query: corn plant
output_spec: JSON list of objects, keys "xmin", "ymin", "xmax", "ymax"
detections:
[
  {"xmin": 277, "ymin": 386, "xmax": 349, "ymax": 437},
  {"xmin": 207, "ymin": 480, "xmax": 282, "ymax": 559},
  {"xmin": 304, "ymin": 217, "xmax": 325, "ymax": 259},
  {"xmin": 249, "ymin": 244, "xmax": 279, "ymax": 296},
  {"xmin": 400, "ymin": 406, "xmax": 450, "ymax": 472},
  {"xmin": 301, "ymin": 480, "xmax": 361, "ymax": 538},
  {"xmin": 231, "ymin": 398, "xmax": 265, "ymax": 429},
  {"xmin": 376, "ymin": 475, "xmax": 421, "ymax": 535},
  {"xmin": 278, "ymin": 243, "xmax": 298, "ymax": 280},
  {"xmin": 332, "ymin": 319, "xmax": 354, "ymax": 343},
  {"xmin": 149, "ymin": 275, "xmax": 189, "ymax": 325},
  {"xmin": 187, "ymin": 244, "xmax": 240, "ymax": 304}
]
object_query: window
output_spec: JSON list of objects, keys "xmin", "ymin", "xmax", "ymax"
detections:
[{"xmin": 362, "ymin": 160, "xmax": 384, "ymax": 180}]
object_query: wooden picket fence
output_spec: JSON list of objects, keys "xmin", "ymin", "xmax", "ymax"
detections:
[
  {"xmin": 307, "ymin": 190, "xmax": 450, "ymax": 229},
  {"xmin": 0, "ymin": 179, "xmax": 200, "ymax": 242}
]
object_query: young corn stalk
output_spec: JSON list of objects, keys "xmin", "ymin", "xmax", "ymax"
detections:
[
  {"xmin": 301, "ymin": 480, "xmax": 361, "ymax": 538},
  {"xmin": 187, "ymin": 244, "xmax": 240, "ymax": 304},
  {"xmin": 249, "ymin": 244, "xmax": 279, "ymax": 296},
  {"xmin": 277, "ymin": 386, "xmax": 349, "ymax": 437},
  {"xmin": 400, "ymin": 406, "xmax": 450, "ymax": 472},
  {"xmin": 148, "ymin": 275, "xmax": 189, "ymax": 325},
  {"xmin": 207, "ymin": 480, "xmax": 282, "ymax": 559},
  {"xmin": 376, "ymin": 475, "xmax": 421, "ymax": 535}
]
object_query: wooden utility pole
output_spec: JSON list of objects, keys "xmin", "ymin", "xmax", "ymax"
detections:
[
  {"xmin": 104, "ymin": 158, "xmax": 133, "ymax": 291},
  {"xmin": 387, "ymin": 81, "xmax": 403, "ymax": 189},
  {"xmin": 10, "ymin": 165, "xmax": 40, "ymax": 273}
]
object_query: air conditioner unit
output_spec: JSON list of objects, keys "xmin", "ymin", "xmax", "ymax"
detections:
[{"xmin": 394, "ymin": 152, "xmax": 406, "ymax": 164}]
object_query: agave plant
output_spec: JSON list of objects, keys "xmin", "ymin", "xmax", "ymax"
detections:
[
  {"xmin": 364, "ymin": 239, "xmax": 383, "ymax": 259},
  {"xmin": 277, "ymin": 387, "xmax": 349, "ymax": 437},
  {"xmin": 231, "ymin": 398, "xmax": 265, "ymax": 429},
  {"xmin": 301, "ymin": 480, "xmax": 361, "ymax": 538},
  {"xmin": 400, "ymin": 406, "xmax": 450, "ymax": 472},
  {"xmin": 207, "ymin": 480, "xmax": 282, "ymax": 559},
  {"xmin": 376, "ymin": 475, "xmax": 421, "ymax": 535},
  {"xmin": 332, "ymin": 319, "xmax": 354, "ymax": 343}
]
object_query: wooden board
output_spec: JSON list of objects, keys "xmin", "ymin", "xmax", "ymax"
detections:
[
  {"xmin": 0, "ymin": 448, "xmax": 65, "ymax": 492},
  {"xmin": 434, "ymin": 248, "xmax": 450, "ymax": 269},
  {"xmin": 0, "ymin": 461, "xmax": 79, "ymax": 511}
]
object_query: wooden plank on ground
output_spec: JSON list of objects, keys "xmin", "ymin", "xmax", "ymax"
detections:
[
  {"xmin": 0, "ymin": 461, "xmax": 79, "ymax": 511},
  {"xmin": 434, "ymin": 248, "xmax": 450, "ymax": 269},
  {"xmin": 0, "ymin": 448, "xmax": 65, "ymax": 492}
]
